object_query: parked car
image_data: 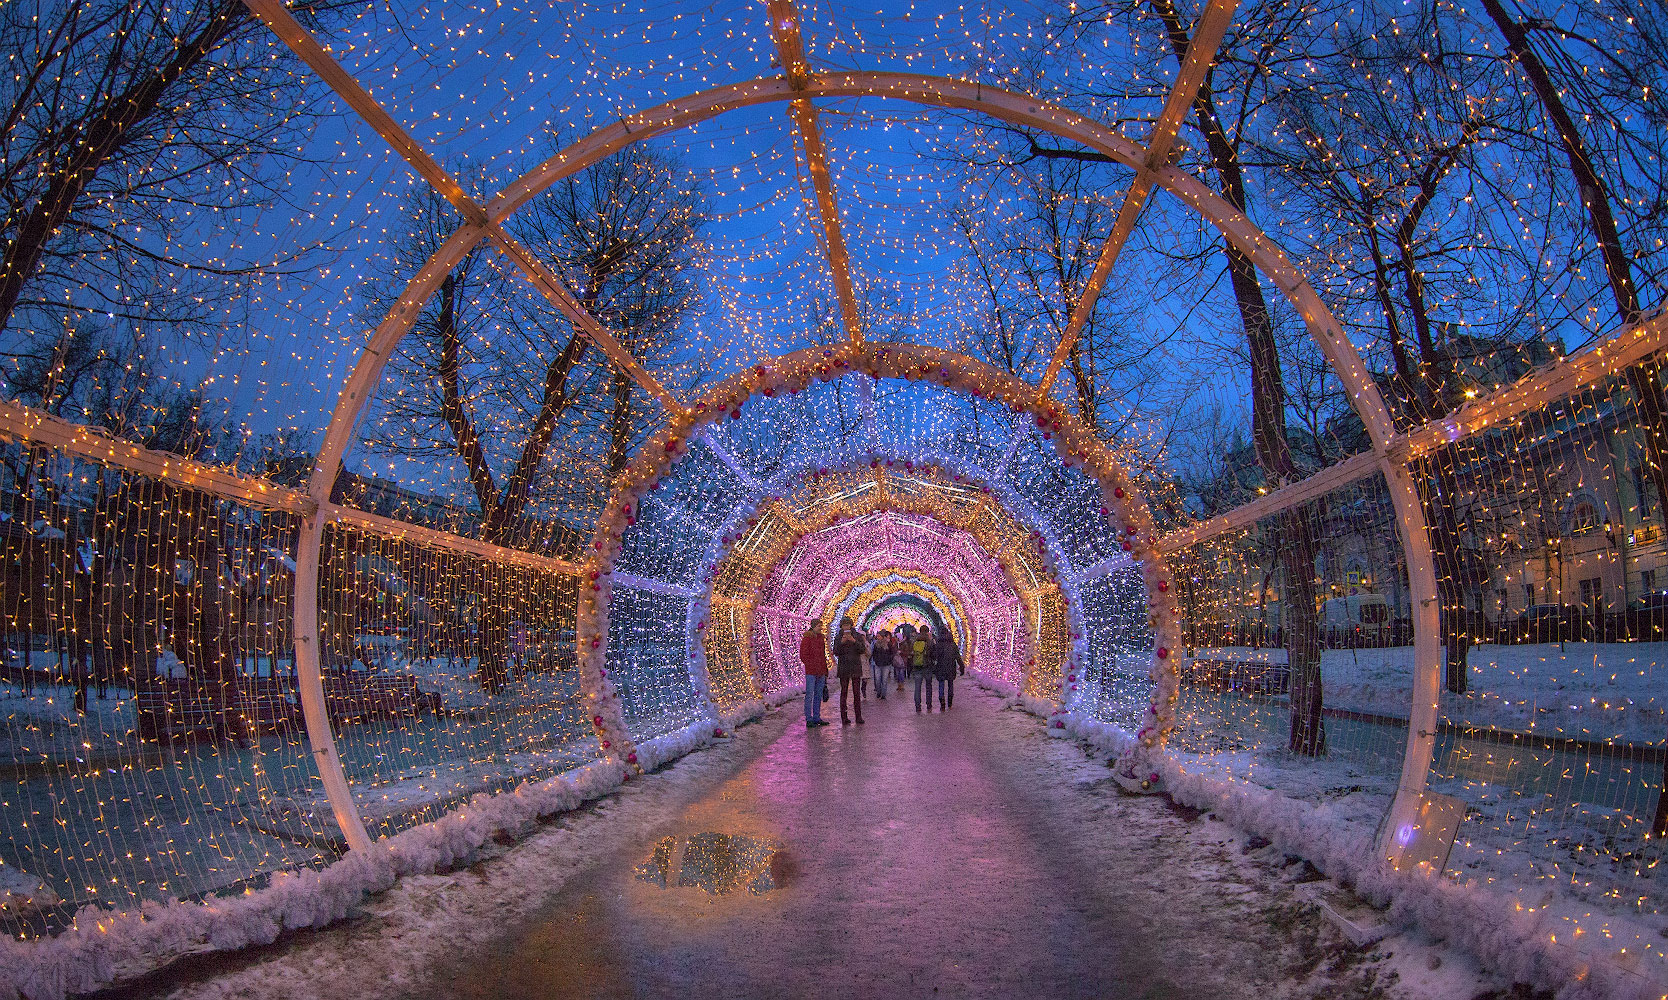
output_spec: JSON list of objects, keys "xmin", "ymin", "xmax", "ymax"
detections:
[
  {"xmin": 1618, "ymin": 591, "xmax": 1668, "ymax": 642},
  {"xmin": 1322, "ymin": 593, "xmax": 1391, "ymax": 647},
  {"xmin": 1509, "ymin": 604, "xmax": 1583, "ymax": 644}
]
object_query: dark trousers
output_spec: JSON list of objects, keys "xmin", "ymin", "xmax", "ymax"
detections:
[{"xmin": 840, "ymin": 674, "xmax": 863, "ymax": 721}]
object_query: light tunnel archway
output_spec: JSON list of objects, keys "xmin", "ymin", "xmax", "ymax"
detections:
[
  {"xmin": 684, "ymin": 458, "xmax": 1095, "ymax": 711},
  {"xmin": 741, "ymin": 509, "xmax": 1037, "ymax": 699},
  {"xmin": 7, "ymin": 3, "xmax": 1662, "ymax": 990},
  {"xmin": 292, "ymin": 65, "xmax": 1440, "ymax": 853},
  {"xmin": 581, "ymin": 343, "xmax": 1188, "ymax": 776},
  {"xmin": 858, "ymin": 592, "xmax": 950, "ymax": 639}
]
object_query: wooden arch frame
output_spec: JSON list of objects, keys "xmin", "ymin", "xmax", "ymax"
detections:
[
  {"xmin": 683, "ymin": 455, "xmax": 1092, "ymax": 717},
  {"xmin": 290, "ymin": 69, "xmax": 1437, "ymax": 853}
]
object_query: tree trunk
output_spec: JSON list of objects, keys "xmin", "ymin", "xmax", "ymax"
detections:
[
  {"xmin": 1477, "ymin": 0, "xmax": 1668, "ymax": 836},
  {"xmin": 605, "ymin": 367, "xmax": 634, "ymax": 475},
  {"xmin": 1150, "ymin": 0, "xmax": 1324, "ymax": 753}
]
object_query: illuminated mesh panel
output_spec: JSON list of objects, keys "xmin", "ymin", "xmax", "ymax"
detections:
[
  {"xmin": 968, "ymin": 603, "xmax": 1027, "ymax": 691},
  {"xmin": 1169, "ymin": 472, "xmax": 1411, "ymax": 830},
  {"xmin": 1027, "ymin": 586, "xmax": 1071, "ymax": 703},
  {"xmin": 0, "ymin": 454, "xmax": 334, "ymax": 928},
  {"xmin": 748, "ymin": 608, "xmax": 803, "ymax": 694},
  {"xmin": 318, "ymin": 526, "xmax": 594, "ymax": 838},
  {"xmin": 871, "ymin": 380, "xmax": 1020, "ymax": 468},
  {"xmin": 1075, "ymin": 564, "xmax": 1153, "ymax": 730},
  {"xmin": 605, "ymin": 587, "xmax": 703, "ymax": 741},
  {"xmin": 657, "ymin": 437, "xmax": 751, "ymax": 527},
  {"xmin": 1003, "ymin": 433, "xmax": 1113, "ymax": 572},
  {"xmin": 1420, "ymin": 377, "xmax": 1668, "ymax": 921},
  {"xmin": 617, "ymin": 493, "xmax": 708, "ymax": 589},
  {"xmin": 703, "ymin": 598, "xmax": 756, "ymax": 713}
]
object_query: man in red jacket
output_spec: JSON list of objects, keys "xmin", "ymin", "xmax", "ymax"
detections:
[{"xmin": 800, "ymin": 619, "xmax": 830, "ymax": 728}]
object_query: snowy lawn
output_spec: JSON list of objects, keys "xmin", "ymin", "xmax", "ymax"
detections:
[
  {"xmin": 129, "ymin": 691, "xmax": 1496, "ymax": 1000},
  {"xmin": 1194, "ymin": 642, "xmax": 1668, "ymax": 746}
]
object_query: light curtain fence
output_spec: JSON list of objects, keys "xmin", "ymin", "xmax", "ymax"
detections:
[
  {"xmin": 4, "ymin": 314, "xmax": 1668, "ymax": 998},
  {"xmin": 1122, "ymin": 312, "xmax": 1668, "ymax": 993},
  {"xmin": 0, "ymin": 401, "xmax": 625, "ymax": 936}
]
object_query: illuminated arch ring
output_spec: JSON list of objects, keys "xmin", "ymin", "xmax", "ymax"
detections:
[
  {"xmin": 306, "ymin": 72, "xmax": 1438, "ymax": 844},
  {"xmin": 680, "ymin": 451, "xmax": 1098, "ymax": 718},
  {"xmin": 587, "ymin": 341, "xmax": 1186, "ymax": 773},
  {"xmin": 829, "ymin": 569, "xmax": 977, "ymax": 654},
  {"xmin": 859, "ymin": 592, "xmax": 954, "ymax": 637}
]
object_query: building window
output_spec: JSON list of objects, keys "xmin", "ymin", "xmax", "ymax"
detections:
[
  {"xmin": 1635, "ymin": 464, "xmax": 1658, "ymax": 521},
  {"xmin": 1568, "ymin": 499, "xmax": 1600, "ymax": 536},
  {"xmin": 1644, "ymin": 569, "xmax": 1658, "ymax": 596}
]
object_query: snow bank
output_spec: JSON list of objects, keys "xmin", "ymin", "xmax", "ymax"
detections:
[
  {"xmin": 988, "ymin": 663, "xmax": 1668, "ymax": 1000},
  {"xmin": 0, "ymin": 864, "xmax": 59, "ymax": 918},
  {"xmin": 1158, "ymin": 757, "xmax": 1668, "ymax": 1000},
  {"xmin": 0, "ymin": 759, "xmax": 626, "ymax": 1000},
  {"xmin": 1195, "ymin": 643, "xmax": 1667, "ymax": 746},
  {"xmin": 971, "ymin": 669, "xmax": 1135, "ymax": 756},
  {"xmin": 631, "ymin": 719, "xmax": 719, "ymax": 772}
]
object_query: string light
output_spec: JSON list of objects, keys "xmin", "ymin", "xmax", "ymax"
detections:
[{"xmin": 0, "ymin": 0, "xmax": 1663, "ymax": 992}]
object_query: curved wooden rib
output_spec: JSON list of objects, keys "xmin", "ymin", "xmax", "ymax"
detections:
[
  {"xmin": 1038, "ymin": 0, "xmax": 1239, "ymax": 394},
  {"xmin": 767, "ymin": 0, "xmax": 865, "ymax": 345}
]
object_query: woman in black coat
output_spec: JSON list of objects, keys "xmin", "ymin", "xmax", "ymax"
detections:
[
  {"xmin": 931, "ymin": 626, "xmax": 965, "ymax": 711},
  {"xmin": 832, "ymin": 617, "xmax": 867, "ymax": 725}
]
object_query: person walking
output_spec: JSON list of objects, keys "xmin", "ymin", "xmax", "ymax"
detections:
[
  {"xmin": 833, "ymin": 618, "xmax": 866, "ymax": 725},
  {"xmin": 910, "ymin": 627, "xmax": 936, "ymax": 713},
  {"xmin": 933, "ymin": 625, "xmax": 965, "ymax": 711},
  {"xmin": 859, "ymin": 627, "xmax": 872, "ymax": 698},
  {"xmin": 800, "ymin": 619, "xmax": 830, "ymax": 728},
  {"xmin": 869, "ymin": 629, "xmax": 892, "ymax": 701},
  {"xmin": 893, "ymin": 626, "xmax": 908, "ymax": 691}
]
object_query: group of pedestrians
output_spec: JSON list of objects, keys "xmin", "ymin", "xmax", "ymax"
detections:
[{"xmin": 799, "ymin": 618, "xmax": 965, "ymax": 728}]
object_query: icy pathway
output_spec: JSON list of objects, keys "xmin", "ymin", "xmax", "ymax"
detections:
[{"xmin": 136, "ymin": 687, "xmax": 1491, "ymax": 1000}]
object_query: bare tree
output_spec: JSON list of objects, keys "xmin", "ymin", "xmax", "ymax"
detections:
[
  {"xmin": 941, "ymin": 114, "xmax": 1172, "ymax": 436},
  {"xmin": 0, "ymin": 1, "xmax": 351, "ymax": 350},
  {"xmin": 365, "ymin": 146, "xmax": 708, "ymax": 692}
]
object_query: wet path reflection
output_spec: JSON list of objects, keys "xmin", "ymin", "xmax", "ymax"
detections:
[{"xmin": 417, "ymin": 690, "xmax": 1291, "ymax": 1000}]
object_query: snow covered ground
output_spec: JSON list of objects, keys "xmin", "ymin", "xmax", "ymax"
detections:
[
  {"xmin": 128, "ymin": 690, "xmax": 1499, "ymax": 1000},
  {"xmin": 1194, "ymin": 641, "xmax": 1667, "ymax": 746},
  {"xmin": 1115, "ymin": 683, "xmax": 1668, "ymax": 992}
]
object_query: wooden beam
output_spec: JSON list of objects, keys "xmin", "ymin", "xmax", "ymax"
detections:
[
  {"xmin": 319, "ymin": 502, "xmax": 582, "ymax": 575},
  {"xmin": 1149, "ymin": 309, "xmax": 1668, "ymax": 556},
  {"xmin": 766, "ymin": 0, "xmax": 865, "ymax": 345},
  {"xmin": 1388, "ymin": 306, "xmax": 1668, "ymax": 467},
  {"xmin": 1038, "ymin": 0, "xmax": 1238, "ymax": 394},
  {"xmin": 1157, "ymin": 450, "xmax": 1380, "ymax": 554},
  {"xmin": 489, "ymin": 231, "xmax": 685, "ymax": 413},
  {"xmin": 0, "ymin": 397, "xmax": 314, "ymax": 515},
  {"xmin": 0, "ymin": 394, "xmax": 586, "ymax": 573}
]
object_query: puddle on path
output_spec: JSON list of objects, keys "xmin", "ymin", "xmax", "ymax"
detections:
[{"xmin": 634, "ymin": 832, "xmax": 782, "ymax": 895}]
